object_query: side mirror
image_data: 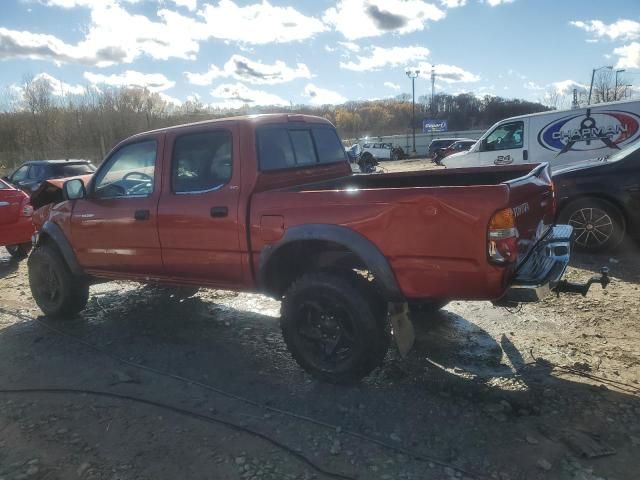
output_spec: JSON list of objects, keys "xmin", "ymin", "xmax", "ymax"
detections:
[
  {"xmin": 480, "ymin": 139, "xmax": 487, "ymax": 151},
  {"xmin": 63, "ymin": 179, "xmax": 86, "ymax": 200}
]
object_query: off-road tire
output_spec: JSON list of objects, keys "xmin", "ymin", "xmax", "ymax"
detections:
[
  {"xmin": 558, "ymin": 197, "xmax": 625, "ymax": 253},
  {"xmin": 281, "ymin": 272, "xmax": 390, "ymax": 384},
  {"xmin": 6, "ymin": 243, "xmax": 32, "ymax": 260},
  {"xmin": 28, "ymin": 244, "xmax": 89, "ymax": 317}
]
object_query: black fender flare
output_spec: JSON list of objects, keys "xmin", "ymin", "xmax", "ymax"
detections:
[
  {"xmin": 258, "ymin": 224, "xmax": 403, "ymax": 301},
  {"xmin": 38, "ymin": 221, "xmax": 84, "ymax": 276}
]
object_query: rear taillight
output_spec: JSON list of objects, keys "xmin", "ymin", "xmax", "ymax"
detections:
[
  {"xmin": 20, "ymin": 198, "xmax": 33, "ymax": 217},
  {"xmin": 488, "ymin": 208, "xmax": 518, "ymax": 264}
]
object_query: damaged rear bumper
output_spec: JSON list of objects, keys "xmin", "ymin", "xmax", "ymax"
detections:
[{"xmin": 496, "ymin": 225, "xmax": 609, "ymax": 304}]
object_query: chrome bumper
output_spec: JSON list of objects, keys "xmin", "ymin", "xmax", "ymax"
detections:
[{"xmin": 498, "ymin": 225, "xmax": 573, "ymax": 303}]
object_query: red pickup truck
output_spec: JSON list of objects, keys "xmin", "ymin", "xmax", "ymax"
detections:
[{"xmin": 27, "ymin": 114, "xmax": 607, "ymax": 383}]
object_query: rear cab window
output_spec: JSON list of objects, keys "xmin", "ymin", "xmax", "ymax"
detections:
[{"xmin": 257, "ymin": 124, "xmax": 347, "ymax": 171}]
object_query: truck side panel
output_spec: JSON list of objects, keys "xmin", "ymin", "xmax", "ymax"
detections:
[{"xmin": 251, "ymin": 185, "xmax": 513, "ymax": 300}]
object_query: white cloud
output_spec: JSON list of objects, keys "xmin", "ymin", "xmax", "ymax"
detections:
[
  {"xmin": 485, "ymin": 0, "xmax": 514, "ymax": 6},
  {"xmin": 420, "ymin": 63, "xmax": 480, "ymax": 83},
  {"xmin": 198, "ymin": 0, "xmax": 326, "ymax": 44},
  {"xmin": 340, "ymin": 45, "xmax": 430, "ymax": 71},
  {"xmin": 614, "ymin": 42, "xmax": 640, "ymax": 68},
  {"xmin": 570, "ymin": 19, "xmax": 640, "ymax": 42},
  {"xmin": 338, "ymin": 41, "xmax": 361, "ymax": 53},
  {"xmin": 185, "ymin": 55, "xmax": 312, "ymax": 86},
  {"xmin": 33, "ymin": 73, "xmax": 87, "ymax": 96},
  {"xmin": 5, "ymin": 1, "xmax": 325, "ymax": 68},
  {"xmin": 523, "ymin": 81, "xmax": 544, "ymax": 91},
  {"xmin": 323, "ymin": 0, "xmax": 445, "ymax": 40},
  {"xmin": 303, "ymin": 83, "xmax": 347, "ymax": 105},
  {"xmin": 384, "ymin": 81, "xmax": 401, "ymax": 90},
  {"xmin": 83, "ymin": 70, "xmax": 176, "ymax": 91},
  {"xmin": 440, "ymin": 0, "xmax": 466, "ymax": 6},
  {"xmin": 0, "ymin": 26, "xmax": 126, "ymax": 66},
  {"xmin": 550, "ymin": 79, "xmax": 588, "ymax": 96},
  {"xmin": 210, "ymin": 83, "xmax": 288, "ymax": 107},
  {"xmin": 167, "ymin": 0, "xmax": 197, "ymax": 11},
  {"xmin": 158, "ymin": 92, "xmax": 183, "ymax": 106}
]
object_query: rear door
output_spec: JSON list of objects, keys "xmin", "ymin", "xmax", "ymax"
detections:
[
  {"xmin": 70, "ymin": 136, "xmax": 164, "ymax": 275},
  {"xmin": 505, "ymin": 164, "xmax": 556, "ymax": 261},
  {"xmin": 478, "ymin": 120, "xmax": 529, "ymax": 166},
  {"xmin": 157, "ymin": 126, "xmax": 243, "ymax": 286}
]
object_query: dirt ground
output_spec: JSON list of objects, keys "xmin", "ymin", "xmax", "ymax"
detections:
[{"xmin": 1, "ymin": 163, "xmax": 639, "ymax": 480}]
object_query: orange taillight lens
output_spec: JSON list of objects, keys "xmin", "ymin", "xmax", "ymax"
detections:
[{"xmin": 488, "ymin": 208, "xmax": 518, "ymax": 264}]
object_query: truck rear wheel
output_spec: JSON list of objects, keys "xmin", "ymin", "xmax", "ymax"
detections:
[
  {"xmin": 280, "ymin": 272, "xmax": 389, "ymax": 384},
  {"xmin": 28, "ymin": 244, "xmax": 89, "ymax": 318}
]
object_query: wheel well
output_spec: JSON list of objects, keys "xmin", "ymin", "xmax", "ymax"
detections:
[
  {"xmin": 261, "ymin": 240, "xmax": 370, "ymax": 298},
  {"xmin": 557, "ymin": 194, "xmax": 627, "ymax": 227}
]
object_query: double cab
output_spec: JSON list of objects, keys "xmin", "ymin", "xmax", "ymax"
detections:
[{"xmin": 28, "ymin": 114, "xmax": 605, "ymax": 383}]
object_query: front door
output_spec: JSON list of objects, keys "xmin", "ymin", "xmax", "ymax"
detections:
[
  {"xmin": 70, "ymin": 136, "xmax": 164, "ymax": 276},
  {"xmin": 157, "ymin": 127, "xmax": 243, "ymax": 286},
  {"xmin": 479, "ymin": 120, "xmax": 528, "ymax": 166}
]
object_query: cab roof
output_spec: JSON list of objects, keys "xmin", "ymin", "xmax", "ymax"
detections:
[{"xmin": 129, "ymin": 113, "xmax": 334, "ymax": 139}]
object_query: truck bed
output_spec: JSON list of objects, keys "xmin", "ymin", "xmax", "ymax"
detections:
[
  {"xmin": 290, "ymin": 164, "xmax": 538, "ymax": 191},
  {"xmin": 251, "ymin": 163, "xmax": 555, "ymax": 301}
]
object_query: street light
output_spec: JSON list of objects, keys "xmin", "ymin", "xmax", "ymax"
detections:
[
  {"xmin": 588, "ymin": 65, "xmax": 613, "ymax": 105},
  {"xmin": 405, "ymin": 67, "xmax": 420, "ymax": 154},
  {"xmin": 614, "ymin": 69, "xmax": 625, "ymax": 101}
]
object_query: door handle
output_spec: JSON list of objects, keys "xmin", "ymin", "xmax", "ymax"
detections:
[
  {"xmin": 134, "ymin": 209, "xmax": 150, "ymax": 221},
  {"xmin": 210, "ymin": 206, "xmax": 228, "ymax": 218},
  {"xmin": 523, "ymin": 149, "xmax": 529, "ymax": 161}
]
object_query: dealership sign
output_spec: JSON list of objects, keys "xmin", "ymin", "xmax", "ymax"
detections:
[
  {"xmin": 423, "ymin": 119, "xmax": 448, "ymax": 133},
  {"xmin": 538, "ymin": 109, "xmax": 640, "ymax": 155}
]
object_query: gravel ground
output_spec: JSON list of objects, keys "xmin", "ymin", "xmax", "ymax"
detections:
[{"xmin": 0, "ymin": 167, "xmax": 639, "ymax": 479}]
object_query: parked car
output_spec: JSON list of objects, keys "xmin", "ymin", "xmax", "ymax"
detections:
[
  {"xmin": 3, "ymin": 159, "xmax": 96, "ymax": 194},
  {"xmin": 346, "ymin": 143, "xmax": 375, "ymax": 173},
  {"xmin": 0, "ymin": 177, "xmax": 34, "ymax": 259},
  {"xmin": 361, "ymin": 143, "xmax": 404, "ymax": 162},
  {"xmin": 442, "ymin": 99, "xmax": 640, "ymax": 170},
  {"xmin": 427, "ymin": 138, "xmax": 463, "ymax": 158},
  {"xmin": 433, "ymin": 139, "xmax": 476, "ymax": 165},
  {"xmin": 553, "ymin": 140, "xmax": 640, "ymax": 252},
  {"xmin": 28, "ymin": 114, "xmax": 604, "ymax": 383}
]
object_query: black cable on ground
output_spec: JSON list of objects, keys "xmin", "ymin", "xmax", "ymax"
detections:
[
  {"xmin": 1, "ymin": 308, "xmax": 483, "ymax": 479},
  {"xmin": 0, "ymin": 387, "xmax": 355, "ymax": 480}
]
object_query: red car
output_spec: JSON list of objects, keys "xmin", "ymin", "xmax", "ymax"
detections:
[
  {"xmin": 0, "ymin": 178, "xmax": 34, "ymax": 259},
  {"xmin": 28, "ymin": 114, "xmax": 606, "ymax": 383}
]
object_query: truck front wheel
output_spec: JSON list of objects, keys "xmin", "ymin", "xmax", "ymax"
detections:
[
  {"xmin": 28, "ymin": 244, "xmax": 89, "ymax": 318},
  {"xmin": 280, "ymin": 272, "xmax": 389, "ymax": 384}
]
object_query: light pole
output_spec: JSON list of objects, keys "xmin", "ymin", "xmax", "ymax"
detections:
[
  {"xmin": 405, "ymin": 68, "xmax": 420, "ymax": 154},
  {"xmin": 588, "ymin": 65, "xmax": 613, "ymax": 105},
  {"xmin": 614, "ymin": 69, "xmax": 625, "ymax": 100}
]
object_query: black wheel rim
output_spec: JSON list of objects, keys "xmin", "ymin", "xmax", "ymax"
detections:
[
  {"xmin": 293, "ymin": 293, "xmax": 360, "ymax": 373},
  {"xmin": 569, "ymin": 207, "xmax": 614, "ymax": 248},
  {"xmin": 32, "ymin": 261, "xmax": 61, "ymax": 307}
]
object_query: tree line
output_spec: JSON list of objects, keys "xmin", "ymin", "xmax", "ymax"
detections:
[{"xmin": 0, "ymin": 75, "xmax": 552, "ymax": 171}]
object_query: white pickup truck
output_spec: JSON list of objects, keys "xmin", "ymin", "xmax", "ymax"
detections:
[{"xmin": 361, "ymin": 142, "xmax": 404, "ymax": 162}]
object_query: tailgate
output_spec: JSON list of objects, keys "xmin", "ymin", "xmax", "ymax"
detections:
[
  {"xmin": 0, "ymin": 184, "xmax": 26, "ymax": 226},
  {"xmin": 505, "ymin": 163, "xmax": 555, "ymax": 264}
]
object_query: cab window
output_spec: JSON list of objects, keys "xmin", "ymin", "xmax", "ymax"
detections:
[
  {"xmin": 483, "ymin": 121, "xmax": 524, "ymax": 151},
  {"xmin": 172, "ymin": 131, "xmax": 232, "ymax": 193},
  {"xmin": 93, "ymin": 140, "xmax": 157, "ymax": 198}
]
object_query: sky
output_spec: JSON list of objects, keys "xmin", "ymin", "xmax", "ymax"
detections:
[{"xmin": 0, "ymin": 0, "xmax": 639, "ymax": 108}]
